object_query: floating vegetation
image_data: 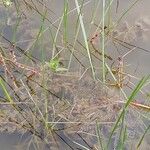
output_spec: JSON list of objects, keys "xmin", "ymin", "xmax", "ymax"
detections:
[
  {"xmin": 0, "ymin": 65, "xmax": 121, "ymax": 147},
  {"xmin": 0, "ymin": 63, "xmax": 149, "ymax": 149}
]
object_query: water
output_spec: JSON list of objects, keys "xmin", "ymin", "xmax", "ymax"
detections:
[{"xmin": 0, "ymin": 0, "xmax": 150, "ymax": 149}]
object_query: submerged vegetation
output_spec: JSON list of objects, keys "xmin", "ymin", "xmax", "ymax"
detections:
[{"xmin": 0, "ymin": 0, "xmax": 150, "ymax": 149}]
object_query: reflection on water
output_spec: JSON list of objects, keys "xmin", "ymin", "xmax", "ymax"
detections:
[
  {"xmin": 0, "ymin": 132, "xmax": 29, "ymax": 150},
  {"xmin": 0, "ymin": 0, "xmax": 150, "ymax": 149}
]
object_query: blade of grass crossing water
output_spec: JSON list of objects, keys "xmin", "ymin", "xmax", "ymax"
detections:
[
  {"xmin": 72, "ymin": 141, "xmax": 90, "ymax": 150},
  {"xmin": 36, "ymin": 10, "xmax": 47, "ymax": 42},
  {"xmin": 115, "ymin": 0, "xmax": 141, "ymax": 26},
  {"xmin": 37, "ymin": 10, "xmax": 49, "ymax": 129},
  {"xmin": 107, "ymin": 0, "xmax": 112, "ymax": 29},
  {"xmin": 96, "ymin": 121, "xmax": 105, "ymax": 150},
  {"xmin": 74, "ymin": 0, "xmax": 84, "ymax": 34},
  {"xmin": 52, "ymin": 13, "xmax": 64, "ymax": 57},
  {"xmin": 75, "ymin": 0, "xmax": 95, "ymax": 79},
  {"xmin": 125, "ymin": 75, "xmax": 150, "ymax": 108},
  {"xmin": 0, "ymin": 77, "xmax": 13, "ymax": 103},
  {"xmin": 137, "ymin": 125, "xmax": 150, "ymax": 149},
  {"xmin": 63, "ymin": 0, "xmax": 69, "ymax": 45},
  {"xmin": 115, "ymin": 110, "xmax": 127, "ymax": 150},
  {"xmin": 102, "ymin": 0, "xmax": 106, "ymax": 83},
  {"xmin": 67, "ymin": 21, "xmax": 80, "ymax": 70},
  {"xmin": 122, "ymin": 125, "xmax": 127, "ymax": 148},
  {"xmin": 107, "ymin": 75, "xmax": 150, "ymax": 148},
  {"xmin": 95, "ymin": 0, "xmax": 114, "ymax": 33},
  {"xmin": 68, "ymin": 0, "xmax": 84, "ymax": 70}
]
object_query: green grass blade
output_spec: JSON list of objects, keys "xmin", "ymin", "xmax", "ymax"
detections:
[
  {"xmin": 102, "ymin": 0, "xmax": 106, "ymax": 83},
  {"xmin": 107, "ymin": 75, "xmax": 150, "ymax": 147},
  {"xmin": 125, "ymin": 75, "xmax": 150, "ymax": 108},
  {"xmin": 0, "ymin": 77, "xmax": 13, "ymax": 103},
  {"xmin": 115, "ymin": 111, "xmax": 127, "ymax": 150},
  {"xmin": 63, "ymin": 0, "xmax": 69, "ymax": 45},
  {"xmin": 75, "ymin": 0, "xmax": 95, "ymax": 79},
  {"xmin": 115, "ymin": 0, "xmax": 140, "ymax": 26},
  {"xmin": 96, "ymin": 121, "xmax": 105, "ymax": 150},
  {"xmin": 137, "ymin": 125, "xmax": 150, "ymax": 149},
  {"xmin": 107, "ymin": 109, "xmax": 124, "ymax": 148}
]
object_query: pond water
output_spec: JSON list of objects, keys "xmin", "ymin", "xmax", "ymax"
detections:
[{"xmin": 0, "ymin": 0, "xmax": 150, "ymax": 150}]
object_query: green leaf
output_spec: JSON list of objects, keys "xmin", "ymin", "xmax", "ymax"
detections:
[
  {"xmin": 47, "ymin": 58, "xmax": 67, "ymax": 72},
  {"xmin": 3, "ymin": 0, "xmax": 12, "ymax": 7},
  {"xmin": 49, "ymin": 58, "xmax": 60, "ymax": 71}
]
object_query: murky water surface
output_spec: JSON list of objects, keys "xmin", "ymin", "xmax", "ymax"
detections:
[{"xmin": 0, "ymin": 0, "xmax": 150, "ymax": 150}]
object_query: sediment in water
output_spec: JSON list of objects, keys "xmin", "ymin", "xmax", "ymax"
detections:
[{"xmin": 0, "ymin": 69, "xmax": 122, "ymax": 148}]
